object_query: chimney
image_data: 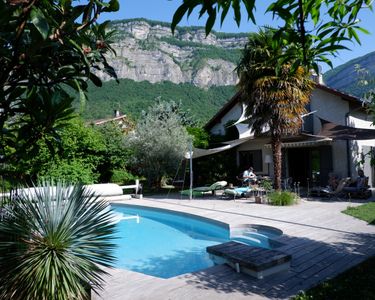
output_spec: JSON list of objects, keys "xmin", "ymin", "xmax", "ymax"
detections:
[{"xmin": 310, "ymin": 65, "xmax": 324, "ymax": 85}]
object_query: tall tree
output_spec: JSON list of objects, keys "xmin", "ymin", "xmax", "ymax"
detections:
[
  {"xmin": 237, "ymin": 29, "xmax": 314, "ymax": 190},
  {"xmin": 172, "ymin": 0, "xmax": 371, "ymax": 189},
  {"xmin": 128, "ymin": 100, "xmax": 190, "ymax": 187},
  {"xmin": 0, "ymin": 0, "xmax": 119, "ymax": 167},
  {"xmin": 171, "ymin": 0, "xmax": 372, "ymax": 73}
]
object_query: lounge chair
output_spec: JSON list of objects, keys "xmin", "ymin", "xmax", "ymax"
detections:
[
  {"xmin": 192, "ymin": 181, "xmax": 228, "ymax": 195},
  {"xmin": 343, "ymin": 176, "xmax": 372, "ymax": 199},
  {"xmin": 310, "ymin": 177, "xmax": 350, "ymax": 199},
  {"xmin": 223, "ymin": 186, "xmax": 252, "ymax": 200},
  {"xmin": 327, "ymin": 177, "xmax": 351, "ymax": 199}
]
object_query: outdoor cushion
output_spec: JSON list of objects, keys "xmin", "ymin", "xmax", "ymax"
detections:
[
  {"xmin": 224, "ymin": 187, "xmax": 252, "ymax": 198},
  {"xmin": 85, "ymin": 183, "xmax": 124, "ymax": 196},
  {"xmin": 193, "ymin": 181, "xmax": 227, "ymax": 192}
]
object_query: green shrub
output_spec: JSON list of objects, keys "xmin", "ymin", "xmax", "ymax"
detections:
[
  {"xmin": 110, "ymin": 169, "xmax": 137, "ymax": 184},
  {"xmin": 293, "ymin": 292, "xmax": 313, "ymax": 300},
  {"xmin": 39, "ymin": 159, "xmax": 99, "ymax": 184},
  {"xmin": 259, "ymin": 179, "xmax": 273, "ymax": 193},
  {"xmin": 0, "ymin": 178, "xmax": 13, "ymax": 194},
  {"xmin": 187, "ymin": 127, "xmax": 210, "ymax": 148},
  {"xmin": 267, "ymin": 191, "xmax": 297, "ymax": 206}
]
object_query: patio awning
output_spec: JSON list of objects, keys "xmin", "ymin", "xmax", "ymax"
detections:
[
  {"xmin": 318, "ymin": 118, "xmax": 375, "ymax": 140},
  {"xmin": 189, "ymin": 136, "xmax": 254, "ymax": 159},
  {"xmin": 265, "ymin": 133, "xmax": 332, "ymax": 149}
]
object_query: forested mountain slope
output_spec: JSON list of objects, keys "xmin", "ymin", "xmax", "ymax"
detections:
[
  {"xmin": 77, "ymin": 18, "xmax": 247, "ymax": 123},
  {"xmin": 82, "ymin": 18, "xmax": 374, "ymax": 123},
  {"xmin": 324, "ymin": 51, "xmax": 375, "ymax": 97},
  {"xmin": 80, "ymin": 79, "xmax": 236, "ymax": 124}
]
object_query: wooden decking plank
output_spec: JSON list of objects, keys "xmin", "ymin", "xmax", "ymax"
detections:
[
  {"xmin": 207, "ymin": 241, "xmax": 291, "ymax": 272},
  {"xmin": 94, "ymin": 197, "xmax": 375, "ymax": 300}
]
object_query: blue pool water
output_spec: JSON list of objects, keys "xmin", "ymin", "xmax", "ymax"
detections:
[{"xmin": 111, "ymin": 204, "xmax": 279, "ymax": 278}]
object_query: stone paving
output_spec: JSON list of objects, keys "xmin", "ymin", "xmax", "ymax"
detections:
[{"xmin": 93, "ymin": 195, "xmax": 375, "ymax": 300}]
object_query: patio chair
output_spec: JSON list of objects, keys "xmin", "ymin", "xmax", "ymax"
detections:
[
  {"xmin": 310, "ymin": 177, "xmax": 350, "ymax": 199},
  {"xmin": 342, "ymin": 176, "xmax": 372, "ymax": 199},
  {"xmin": 186, "ymin": 181, "xmax": 228, "ymax": 196},
  {"xmin": 327, "ymin": 177, "xmax": 351, "ymax": 199}
]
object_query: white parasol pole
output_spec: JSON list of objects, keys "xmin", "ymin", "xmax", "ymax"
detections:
[{"xmin": 189, "ymin": 141, "xmax": 193, "ymax": 200}]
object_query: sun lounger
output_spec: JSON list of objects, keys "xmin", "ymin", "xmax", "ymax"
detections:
[
  {"xmin": 310, "ymin": 177, "xmax": 351, "ymax": 199},
  {"xmin": 180, "ymin": 181, "xmax": 227, "ymax": 197},
  {"xmin": 343, "ymin": 176, "xmax": 371, "ymax": 199},
  {"xmin": 224, "ymin": 187, "xmax": 252, "ymax": 199},
  {"xmin": 192, "ymin": 181, "xmax": 227, "ymax": 195}
]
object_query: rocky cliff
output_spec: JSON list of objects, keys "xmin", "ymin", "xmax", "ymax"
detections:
[{"xmin": 99, "ymin": 19, "xmax": 248, "ymax": 88}]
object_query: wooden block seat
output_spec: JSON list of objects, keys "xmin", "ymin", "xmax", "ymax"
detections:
[{"xmin": 207, "ymin": 241, "xmax": 291, "ymax": 279}]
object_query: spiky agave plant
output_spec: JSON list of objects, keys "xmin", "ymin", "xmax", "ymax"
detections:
[{"xmin": 0, "ymin": 181, "xmax": 116, "ymax": 300}]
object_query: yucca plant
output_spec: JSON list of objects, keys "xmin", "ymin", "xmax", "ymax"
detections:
[{"xmin": 0, "ymin": 181, "xmax": 116, "ymax": 300}]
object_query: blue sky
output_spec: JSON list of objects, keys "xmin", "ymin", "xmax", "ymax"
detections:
[{"xmin": 102, "ymin": 0, "xmax": 375, "ymax": 73}]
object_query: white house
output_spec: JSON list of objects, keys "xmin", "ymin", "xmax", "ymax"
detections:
[{"xmin": 203, "ymin": 83, "xmax": 375, "ymax": 187}]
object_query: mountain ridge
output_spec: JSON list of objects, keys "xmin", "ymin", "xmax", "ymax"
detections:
[
  {"xmin": 97, "ymin": 18, "xmax": 248, "ymax": 88},
  {"xmin": 83, "ymin": 18, "xmax": 374, "ymax": 124}
]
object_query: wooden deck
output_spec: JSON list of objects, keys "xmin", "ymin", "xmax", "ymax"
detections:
[
  {"xmin": 93, "ymin": 195, "xmax": 375, "ymax": 300},
  {"xmin": 207, "ymin": 241, "xmax": 291, "ymax": 278}
]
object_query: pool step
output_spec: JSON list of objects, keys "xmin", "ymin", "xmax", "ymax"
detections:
[
  {"xmin": 207, "ymin": 241, "xmax": 291, "ymax": 279},
  {"xmin": 231, "ymin": 235, "xmax": 270, "ymax": 249}
]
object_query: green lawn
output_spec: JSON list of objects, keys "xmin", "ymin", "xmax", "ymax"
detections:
[
  {"xmin": 342, "ymin": 202, "xmax": 375, "ymax": 224},
  {"xmin": 293, "ymin": 255, "xmax": 375, "ymax": 300}
]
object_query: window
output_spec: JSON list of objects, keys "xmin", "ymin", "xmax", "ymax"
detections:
[{"xmin": 239, "ymin": 150, "xmax": 263, "ymax": 172}]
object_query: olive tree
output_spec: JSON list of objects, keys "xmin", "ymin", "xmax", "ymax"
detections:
[{"xmin": 128, "ymin": 101, "xmax": 191, "ymax": 187}]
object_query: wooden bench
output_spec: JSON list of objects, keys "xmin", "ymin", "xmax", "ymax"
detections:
[{"xmin": 207, "ymin": 241, "xmax": 291, "ymax": 279}]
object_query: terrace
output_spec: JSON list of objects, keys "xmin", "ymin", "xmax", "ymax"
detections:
[{"xmin": 94, "ymin": 195, "xmax": 375, "ymax": 299}]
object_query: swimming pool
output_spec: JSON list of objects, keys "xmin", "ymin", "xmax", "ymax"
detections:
[{"xmin": 111, "ymin": 204, "xmax": 281, "ymax": 278}]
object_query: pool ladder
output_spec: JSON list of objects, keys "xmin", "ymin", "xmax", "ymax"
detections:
[{"xmin": 121, "ymin": 215, "xmax": 140, "ymax": 223}]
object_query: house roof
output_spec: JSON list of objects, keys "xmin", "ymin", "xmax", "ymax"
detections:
[
  {"xmin": 93, "ymin": 114, "xmax": 129, "ymax": 125},
  {"xmin": 204, "ymin": 84, "xmax": 363, "ymax": 131}
]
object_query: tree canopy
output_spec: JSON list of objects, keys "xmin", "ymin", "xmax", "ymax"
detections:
[
  {"xmin": 128, "ymin": 100, "xmax": 191, "ymax": 187},
  {"xmin": 237, "ymin": 28, "xmax": 314, "ymax": 189},
  {"xmin": 172, "ymin": 0, "xmax": 373, "ymax": 72},
  {"xmin": 0, "ymin": 0, "xmax": 119, "ymax": 166}
]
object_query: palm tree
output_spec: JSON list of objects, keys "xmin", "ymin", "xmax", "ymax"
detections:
[
  {"xmin": 0, "ymin": 181, "xmax": 116, "ymax": 300},
  {"xmin": 237, "ymin": 28, "xmax": 314, "ymax": 190}
]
